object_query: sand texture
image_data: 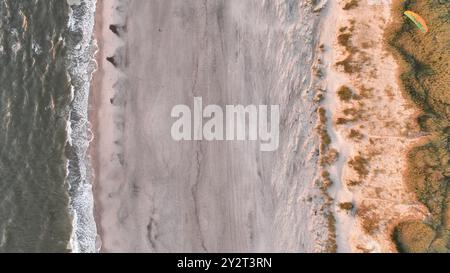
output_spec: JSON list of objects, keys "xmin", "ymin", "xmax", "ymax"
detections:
[
  {"xmin": 92, "ymin": 0, "xmax": 331, "ymax": 252},
  {"xmin": 318, "ymin": 0, "xmax": 428, "ymax": 252}
]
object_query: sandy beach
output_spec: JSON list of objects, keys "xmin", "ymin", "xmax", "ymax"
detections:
[
  {"xmin": 89, "ymin": 0, "xmax": 441, "ymax": 253},
  {"xmin": 91, "ymin": 0, "xmax": 332, "ymax": 252}
]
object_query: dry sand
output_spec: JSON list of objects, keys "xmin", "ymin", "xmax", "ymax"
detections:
[
  {"xmin": 91, "ymin": 0, "xmax": 332, "ymax": 252},
  {"xmin": 318, "ymin": 0, "xmax": 429, "ymax": 252}
]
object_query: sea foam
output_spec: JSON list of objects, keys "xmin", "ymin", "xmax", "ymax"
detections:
[{"xmin": 66, "ymin": 0, "xmax": 98, "ymax": 253}]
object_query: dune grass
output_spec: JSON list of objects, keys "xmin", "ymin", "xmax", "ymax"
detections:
[{"xmin": 385, "ymin": 0, "xmax": 450, "ymax": 253}]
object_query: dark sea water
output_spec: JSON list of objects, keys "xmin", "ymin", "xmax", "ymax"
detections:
[{"xmin": 0, "ymin": 0, "xmax": 96, "ymax": 252}]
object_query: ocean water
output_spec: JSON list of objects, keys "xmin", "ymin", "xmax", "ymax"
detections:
[{"xmin": 0, "ymin": 0, "xmax": 96, "ymax": 252}]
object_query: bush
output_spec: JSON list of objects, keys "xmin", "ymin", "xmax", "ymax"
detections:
[
  {"xmin": 339, "ymin": 202, "xmax": 354, "ymax": 211},
  {"xmin": 337, "ymin": 86, "xmax": 355, "ymax": 102},
  {"xmin": 357, "ymin": 204, "xmax": 379, "ymax": 235},
  {"xmin": 348, "ymin": 155, "xmax": 369, "ymax": 178},
  {"xmin": 347, "ymin": 129, "xmax": 364, "ymax": 140},
  {"xmin": 393, "ymin": 221, "xmax": 435, "ymax": 253},
  {"xmin": 343, "ymin": 0, "xmax": 359, "ymax": 10}
]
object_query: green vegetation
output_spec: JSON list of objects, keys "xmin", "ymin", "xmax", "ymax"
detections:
[
  {"xmin": 339, "ymin": 202, "xmax": 354, "ymax": 211},
  {"xmin": 326, "ymin": 212, "xmax": 338, "ymax": 253},
  {"xmin": 321, "ymin": 148, "xmax": 340, "ymax": 166},
  {"xmin": 319, "ymin": 168, "xmax": 338, "ymax": 253},
  {"xmin": 334, "ymin": 18, "xmax": 373, "ymax": 76},
  {"xmin": 357, "ymin": 204, "xmax": 379, "ymax": 235},
  {"xmin": 347, "ymin": 129, "xmax": 364, "ymax": 141},
  {"xmin": 337, "ymin": 85, "xmax": 355, "ymax": 102},
  {"xmin": 336, "ymin": 56, "xmax": 361, "ymax": 74},
  {"xmin": 343, "ymin": 0, "xmax": 359, "ymax": 11},
  {"xmin": 317, "ymin": 107, "xmax": 332, "ymax": 151},
  {"xmin": 348, "ymin": 155, "xmax": 369, "ymax": 179},
  {"xmin": 337, "ymin": 33, "xmax": 353, "ymax": 51},
  {"xmin": 386, "ymin": 0, "xmax": 450, "ymax": 253},
  {"xmin": 393, "ymin": 221, "xmax": 435, "ymax": 253},
  {"xmin": 347, "ymin": 179, "xmax": 362, "ymax": 187},
  {"xmin": 321, "ymin": 171, "xmax": 333, "ymax": 191},
  {"xmin": 316, "ymin": 107, "xmax": 338, "ymax": 253},
  {"xmin": 336, "ymin": 105, "xmax": 365, "ymax": 126}
]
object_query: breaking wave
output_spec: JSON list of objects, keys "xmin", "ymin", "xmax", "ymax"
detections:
[{"xmin": 65, "ymin": 0, "xmax": 98, "ymax": 253}]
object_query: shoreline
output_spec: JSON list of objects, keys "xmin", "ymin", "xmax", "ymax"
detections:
[
  {"xmin": 89, "ymin": 0, "xmax": 127, "ymax": 252},
  {"xmin": 89, "ymin": 0, "xmax": 103, "ymax": 252},
  {"xmin": 65, "ymin": 0, "xmax": 99, "ymax": 253}
]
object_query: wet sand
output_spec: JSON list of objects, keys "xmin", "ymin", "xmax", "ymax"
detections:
[{"xmin": 91, "ymin": 0, "xmax": 330, "ymax": 252}]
